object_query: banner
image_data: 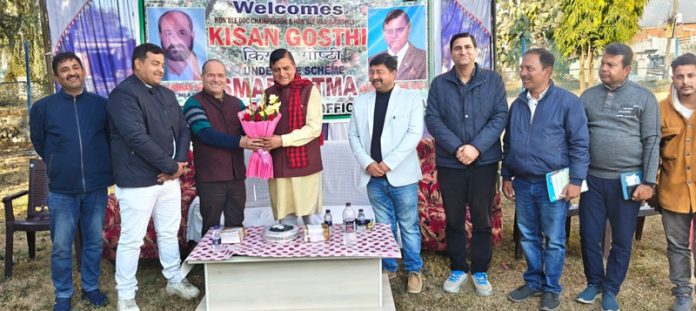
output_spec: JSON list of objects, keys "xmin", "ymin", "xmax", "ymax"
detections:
[
  {"xmin": 47, "ymin": 0, "xmax": 138, "ymax": 97},
  {"xmin": 436, "ymin": 0, "xmax": 493, "ymax": 73},
  {"xmin": 145, "ymin": 0, "xmax": 427, "ymax": 122}
]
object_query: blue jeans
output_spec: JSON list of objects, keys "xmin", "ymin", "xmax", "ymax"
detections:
[
  {"xmin": 514, "ymin": 178, "xmax": 569, "ymax": 294},
  {"xmin": 579, "ymin": 175, "xmax": 641, "ymax": 295},
  {"xmin": 48, "ymin": 189, "xmax": 108, "ymax": 299},
  {"xmin": 366, "ymin": 178, "xmax": 422, "ymax": 273}
]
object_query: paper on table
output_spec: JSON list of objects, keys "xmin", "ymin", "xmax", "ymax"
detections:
[
  {"xmin": 546, "ymin": 168, "xmax": 588, "ymax": 202},
  {"xmin": 221, "ymin": 227, "xmax": 244, "ymax": 244}
]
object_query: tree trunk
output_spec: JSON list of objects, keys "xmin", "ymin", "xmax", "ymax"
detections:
[
  {"xmin": 588, "ymin": 45, "xmax": 595, "ymax": 87},
  {"xmin": 579, "ymin": 48, "xmax": 586, "ymax": 93}
]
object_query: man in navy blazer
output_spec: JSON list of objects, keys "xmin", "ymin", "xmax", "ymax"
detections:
[
  {"xmin": 107, "ymin": 43, "xmax": 199, "ymax": 311},
  {"xmin": 349, "ymin": 53, "xmax": 425, "ymax": 293}
]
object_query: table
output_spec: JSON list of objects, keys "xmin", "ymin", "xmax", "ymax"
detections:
[{"xmin": 183, "ymin": 224, "xmax": 401, "ymax": 310}]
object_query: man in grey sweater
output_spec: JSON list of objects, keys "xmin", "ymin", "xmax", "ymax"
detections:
[{"xmin": 575, "ymin": 43, "xmax": 660, "ymax": 311}]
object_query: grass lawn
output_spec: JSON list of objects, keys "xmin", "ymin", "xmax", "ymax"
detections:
[{"xmin": 0, "ymin": 149, "xmax": 675, "ymax": 310}]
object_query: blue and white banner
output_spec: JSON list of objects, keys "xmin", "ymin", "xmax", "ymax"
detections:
[{"xmin": 47, "ymin": 0, "xmax": 139, "ymax": 97}]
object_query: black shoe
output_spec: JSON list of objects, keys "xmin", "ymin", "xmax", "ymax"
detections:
[
  {"xmin": 82, "ymin": 289, "xmax": 108, "ymax": 307},
  {"xmin": 540, "ymin": 292, "xmax": 560, "ymax": 311},
  {"xmin": 508, "ymin": 285, "xmax": 543, "ymax": 302}
]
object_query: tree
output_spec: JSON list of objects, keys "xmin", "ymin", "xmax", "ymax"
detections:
[
  {"xmin": 0, "ymin": 0, "xmax": 48, "ymax": 83},
  {"xmin": 496, "ymin": 0, "xmax": 563, "ymax": 69},
  {"xmin": 554, "ymin": 0, "xmax": 647, "ymax": 92}
]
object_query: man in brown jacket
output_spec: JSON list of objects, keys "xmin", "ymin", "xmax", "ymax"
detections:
[{"xmin": 659, "ymin": 52, "xmax": 696, "ymax": 311}]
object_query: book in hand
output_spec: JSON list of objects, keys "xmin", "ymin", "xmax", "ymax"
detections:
[
  {"xmin": 545, "ymin": 168, "xmax": 588, "ymax": 202},
  {"xmin": 620, "ymin": 171, "xmax": 643, "ymax": 200},
  {"xmin": 220, "ymin": 227, "xmax": 245, "ymax": 244}
]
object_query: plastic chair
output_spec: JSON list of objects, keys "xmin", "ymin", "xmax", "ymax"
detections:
[{"xmin": 3, "ymin": 158, "xmax": 81, "ymax": 278}]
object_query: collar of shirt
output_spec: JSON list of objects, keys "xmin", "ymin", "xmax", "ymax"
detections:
[
  {"xmin": 672, "ymin": 85, "xmax": 694, "ymax": 119},
  {"xmin": 526, "ymin": 83, "xmax": 550, "ymax": 104},
  {"xmin": 388, "ymin": 43, "xmax": 410, "ymax": 63}
]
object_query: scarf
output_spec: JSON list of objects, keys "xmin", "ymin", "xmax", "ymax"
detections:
[{"xmin": 281, "ymin": 73, "xmax": 313, "ymax": 169}]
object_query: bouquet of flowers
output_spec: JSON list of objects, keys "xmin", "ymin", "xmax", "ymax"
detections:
[{"xmin": 238, "ymin": 94, "xmax": 282, "ymax": 179}]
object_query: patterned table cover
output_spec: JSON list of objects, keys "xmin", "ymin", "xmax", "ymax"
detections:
[{"xmin": 186, "ymin": 223, "xmax": 402, "ymax": 262}]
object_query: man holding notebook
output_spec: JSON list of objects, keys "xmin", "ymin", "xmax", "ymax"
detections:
[
  {"xmin": 576, "ymin": 43, "xmax": 660, "ymax": 311},
  {"xmin": 502, "ymin": 48, "xmax": 589, "ymax": 311}
]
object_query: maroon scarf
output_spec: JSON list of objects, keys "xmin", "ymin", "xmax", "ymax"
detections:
[{"xmin": 280, "ymin": 73, "xmax": 313, "ymax": 169}]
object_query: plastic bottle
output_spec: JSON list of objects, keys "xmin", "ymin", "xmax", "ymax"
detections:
[
  {"xmin": 342, "ymin": 203, "xmax": 357, "ymax": 246},
  {"xmin": 211, "ymin": 225, "xmax": 222, "ymax": 253},
  {"xmin": 356, "ymin": 209, "xmax": 367, "ymax": 232},
  {"xmin": 324, "ymin": 209, "xmax": 333, "ymax": 226}
]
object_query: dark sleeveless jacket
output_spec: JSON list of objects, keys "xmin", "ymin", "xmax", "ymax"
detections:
[
  {"xmin": 191, "ymin": 91, "xmax": 246, "ymax": 182},
  {"xmin": 265, "ymin": 84, "xmax": 322, "ymax": 178}
]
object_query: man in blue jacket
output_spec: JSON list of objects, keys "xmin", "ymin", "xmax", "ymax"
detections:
[
  {"xmin": 425, "ymin": 32, "xmax": 508, "ymax": 296},
  {"xmin": 107, "ymin": 43, "xmax": 198, "ymax": 311},
  {"xmin": 502, "ymin": 48, "xmax": 589, "ymax": 311},
  {"xmin": 30, "ymin": 52, "xmax": 114, "ymax": 311}
]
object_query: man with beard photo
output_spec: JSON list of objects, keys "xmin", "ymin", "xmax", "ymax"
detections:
[{"xmin": 158, "ymin": 9, "xmax": 205, "ymax": 81}]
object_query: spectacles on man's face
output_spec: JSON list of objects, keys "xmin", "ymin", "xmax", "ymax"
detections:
[{"xmin": 383, "ymin": 26, "xmax": 406, "ymax": 36}]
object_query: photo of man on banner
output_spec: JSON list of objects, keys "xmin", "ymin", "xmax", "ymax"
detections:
[
  {"xmin": 368, "ymin": 6, "xmax": 427, "ymax": 81},
  {"xmin": 147, "ymin": 7, "xmax": 207, "ymax": 81}
]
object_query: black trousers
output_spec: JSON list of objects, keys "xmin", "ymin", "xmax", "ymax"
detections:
[
  {"xmin": 438, "ymin": 164, "xmax": 498, "ymax": 273},
  {"xmin": 197, "ymin": 180, "xmax": 246, "ymax": 237}
]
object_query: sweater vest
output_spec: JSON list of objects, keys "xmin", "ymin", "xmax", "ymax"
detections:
[
  {"xmin": 265, "ymin": 84, "xmax": 323, "ymax": 178},
  {"xmin": 191, "ymin": 91, "xmax": 246, "ymax": 182}
]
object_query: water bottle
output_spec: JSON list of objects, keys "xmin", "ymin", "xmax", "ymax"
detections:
[
  {"xmin": 356, "ymin": 209, "xmax": 367, "ymax": 232},
  {"xmin": 211, "ymin": 225, "xmax": 222, "ymax": 253},
  {"xmin": 342, "ymin": 203, "xmax": 357, "ymax": 246},
  {"xmin": 324, "ymin": 209, "xmax": 333, "ymax": 226}
]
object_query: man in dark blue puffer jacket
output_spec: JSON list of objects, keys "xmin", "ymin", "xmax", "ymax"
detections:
[
  {"xmin": 30, "ymin": 52, "xmax": 114, "ymax": 311},
  {"xmin": 425, "ymin": 32, "xmax": 508, "ymax": 297},
  {"xmin": 503, "ymin": 48, "xmax": 589, "ymax": 311}
]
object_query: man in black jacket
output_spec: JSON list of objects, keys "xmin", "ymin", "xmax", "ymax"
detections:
[
  {"xmin": 107, "ymin": 43, "xmax": 198, "ymax": 311},
  {"xmin": 30, "ymin": 52, "xmax": 113, "ymax": 311}
]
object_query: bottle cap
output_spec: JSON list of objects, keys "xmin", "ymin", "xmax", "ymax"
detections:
[{"xmin": 359, "ymin": 209, "xmax": 364, "ymax": 212}]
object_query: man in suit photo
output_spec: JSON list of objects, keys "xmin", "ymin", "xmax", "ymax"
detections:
[
  {"xmin": 374, "ymin": 8, "xmax": 427, "ymax": 81},
  {"xmin": 348, "ymin": 53, "xmax": 425, "ymax": 294}
]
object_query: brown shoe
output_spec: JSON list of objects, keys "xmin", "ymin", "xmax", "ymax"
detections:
[
  {"xmin": 407, "ymin": 272, "xmax": 423, "ymax": 294},
  {"xmin": 383, "ymin": 270, "xmax": 397, "ymax": 280}
]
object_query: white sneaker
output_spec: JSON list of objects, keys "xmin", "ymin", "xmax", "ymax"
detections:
[
  {"xmin": 472, "ymin": 272, "xmax": 493, "ymax": 296},
  {"xmin": 166, "ymin": 278, "xmax": 200, "ymax": 300},
  {"xmin": 443, "ymin": 270, "xmax": 468, "ymax": 293},
  {"xmin": 117, "ymin": 298, "xmax": 140, "ymax": 311}
]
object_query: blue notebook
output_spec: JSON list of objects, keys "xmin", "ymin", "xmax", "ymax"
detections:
[{"xmin": 620, "ymin": 171, "xmax": 643, "ymax": 200}]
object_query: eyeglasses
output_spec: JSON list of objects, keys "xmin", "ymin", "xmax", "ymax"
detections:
[{"xmin": 383, "ymin": 27, "xmax": 406, "ymax": 36}]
